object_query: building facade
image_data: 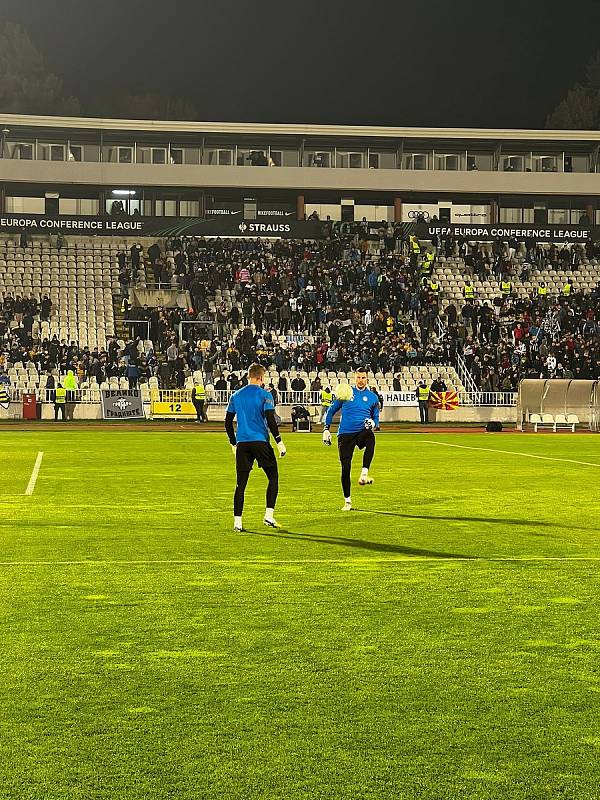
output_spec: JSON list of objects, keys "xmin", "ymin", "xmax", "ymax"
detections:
[{"xmin": 1, "ymin": 114, "xmax": 600, "ymax": 227}]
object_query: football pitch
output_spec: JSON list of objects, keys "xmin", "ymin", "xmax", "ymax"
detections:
[{"xmin": 1, "ymin": 429, "xmax": 600, "ymax": 800}]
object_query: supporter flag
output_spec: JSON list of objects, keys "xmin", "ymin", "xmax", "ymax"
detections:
[
  {"xmin": 0, "ymin": 385, "xmax": 10, "ymax": 410},
  {"xmin": 430, "ymin": 390, "xmax": 459, "ymax": 410}
]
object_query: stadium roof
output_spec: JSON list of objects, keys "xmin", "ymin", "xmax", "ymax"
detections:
[{"xmin": 0, "ymin": 114, "xmax": 599, "ymax": 142}]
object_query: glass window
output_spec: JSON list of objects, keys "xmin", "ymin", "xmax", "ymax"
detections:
[
  {"xmin": 564, "ymin": 154, "xmax": 589, "ymax": 173},
  {"xmin": 6, "ymin": 142, "xmax": 34, "ymax": 159},
  {"xmin": 304, "ymin": 151, "xmax": 331, "ymax": 167},
  {"xmin": 336, "ymin": 152, "xmax": 364, "ymax": 168},
  {"xmin": 570, "ymin": 209, "xmax": 586, "ymax": 224},
  {"xmin": 499, "ymin": 207, "xmax": 525, "ymax": 223},
  {"xmin": 81, "ymin": 144, "xmax": 100, "ymax": 162},
  {"xmin": 6, "ymin": 196, "xmax": 46, "ymax": 213},
  {"xmin": 136, "ymin": 147, "xmax": 151, "ymax": 164},
  {"xmin": 533, "ymin": 155, "xmax": 559, "ymax": 173},
  {"xmin": 68, "ymin": 145, "xmax": 82, "ymax": 162},
  {"xmin": 38, "ymin": 143, "xmax": 65, "ymax": 161},
  {"xmin": 269, "ymin": 150, "xmax": 282, "ymax": 166},
  {"xmin": 59, "ymin": 198, "xmax": 99, "ymax": 215},
  {"xmin": 152, "ymin": 148, "xmax": 166, "ymax": 164},
  {"xmin": 434, "ymin": 154, "xmax": 461, "ymax": 170},
  {"xmin": 501, "ymin": 155, "xmax": 526, "ymax": 172},
  {"xmin": 369, "ymin": 151, "xmax": 396, "ymax": 169},
  {"xmin": 118, "ymin": 147, "xmax": 133, "ymax": 164},
  {"xmin": 170, "ymin": 148, "xmax": 184, "ymax": 165},
  {"xmin": 237, "ymin": 149, "xmax": 268, "ymax": 166},
  {"xmin": 548, "ymin": 209, "xmax": 569, "ymax": 224},
  {"xmin": 180, "ymin": 200, "xmax": 200, "ymax": 216},
  {"xmin": 182, "ymin": 147, "xmax": 200, "ymax": 165},
  {"xmin": 467, "ymin": 152, "xmax": 493, "ymax": 171},
  {"xmin": 279, "ymin": 149, "xmax": 299, "ymax": 167},
  {"xmin": 403, "ymin": 153, "xmax": 429, "ymax": 170},
  {"xmin": 204, "ymin": 148, "xmax": 233, "ymax": 165}
]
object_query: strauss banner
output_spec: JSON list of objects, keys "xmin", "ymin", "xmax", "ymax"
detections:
[{"xmin": 0, "ymin": 213, "xmax": 324, "ymax": 239}]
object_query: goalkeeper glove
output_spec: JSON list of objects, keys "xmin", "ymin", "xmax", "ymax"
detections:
[
  {"xmin": 277, "ymin": 440, "xmax": 287, "ymax": 458},
  {"xmin": 322, "ymin": 429, "xmax": 332, "ymax": 446}
]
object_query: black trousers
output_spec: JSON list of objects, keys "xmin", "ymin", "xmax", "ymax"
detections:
[
  {"xmin": 418, "ymin": 400, "xmax": 429, "ymax": 424},
  {"xmin": 338, "ymin": 430, "xmax": 375, "ymax": 497},
  {"xmin": 193, "ymin": 399, "xmax": 206, "ymax": 421},
  {"xmin": 234, "ymin": 441, "xmax": 278, "ymax": 517}
]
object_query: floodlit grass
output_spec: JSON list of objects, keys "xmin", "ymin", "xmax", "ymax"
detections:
[{"xmin": 1, "ymin": 430, "xmax": 599, "ymax": 800}]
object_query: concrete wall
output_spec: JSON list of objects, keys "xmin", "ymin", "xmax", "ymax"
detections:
[
  {"xmin": 3, "ymin": 160, "xmax": 600, "ymax": 197},
  {"xmin": 1, "ymin": 402, "xmax": 517, "ymax": 425}
]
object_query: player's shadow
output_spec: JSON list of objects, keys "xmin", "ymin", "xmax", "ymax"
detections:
[
  {"xmin": 353, "ymin": 509, "xmax": 583, "ymax": 531},
  {"xmin": 248, "ymin": 529, "xmax": 474, "ymax": 559}
]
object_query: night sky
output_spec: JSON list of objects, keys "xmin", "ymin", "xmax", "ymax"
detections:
[{"xmin": 2, "ymin": 0, "xmax": 600, "ymax": 128}]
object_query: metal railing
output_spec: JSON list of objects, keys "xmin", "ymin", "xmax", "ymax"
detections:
[
  {"xmin": 209, "ymin": 389, "xmax": 517, "ymax": 408},
  {"xmin": 4, "ymin": 386, "xmax": 518, "ymax": 408},
  {"xmin": 434, "ymin": 316, "xmax": 479, "ymax": 394},
  {"xmin": 457, "ymin": 391, "xmax": 517, "ymax": 407}
]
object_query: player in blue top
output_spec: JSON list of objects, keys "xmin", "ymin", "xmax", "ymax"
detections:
[
  {"xmin": 225, "ymin": 363, "xmax": 287, "ymax": 532},
  {"xmin": 323, "ymin": 367, "xmax": 380, "ymax": 511}
]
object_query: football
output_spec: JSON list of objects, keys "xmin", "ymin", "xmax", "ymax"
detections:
[
  {"xmin": 364, "ymin": 418, "xmax": 375, "ymax": 430},
  {"xmin": 335, "ymin": 383, "xmax": 354, "ymax": 401}
]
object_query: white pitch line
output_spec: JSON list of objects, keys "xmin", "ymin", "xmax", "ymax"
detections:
[
  {"xmin": 1, "ymin": 556, "xmax": 600, "ymax": 566},
  {"xmin": 423, "ymin": 440, "xmax": 600, "ymax": 468},
  {"xmin": 24, "ymin": 452, "xmax": 44, "ymax": 496}
]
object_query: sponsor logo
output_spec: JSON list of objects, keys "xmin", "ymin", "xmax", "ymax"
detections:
[
  {"xmin": 238, "ymin": 222, "xmax": 292, "ymax": 233},
  {"xmin": 206, "ymin": 209, "xmax": 242, "ymax": 215}
]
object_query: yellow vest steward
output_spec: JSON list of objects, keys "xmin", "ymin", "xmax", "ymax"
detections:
[
  {"xmin": 538, "ymin": 286, "xmax": 547, "ymax": 296},
  {"xmin": 430, "ymin": 282, "xmax": 439, "ymax": 292},
  {"xmin": 321, "ymin": 391, "xmax": 332, "ymax": 407},
  {"xmin": 193, "ymin": 385, "xmax": 206, "ymax": 400},
  {"xmin": 501, "ymin": 281, "xmax": 511, "ymax": 294},
  {"xmin": 418, "ymin": 386, "xmax": 430, "ymax": 401},
  {"xmin": 426, "ymin": 252, "xmax": 435, "ymax": 263},
  {"xmin": 464, "ymin": 285, "xmax": 475, "ymax": 298},
  {"xmin": 410, "ymin": 237, "xmax": 421, "ymax": 253},
  {"xmin": 562, "ymin": 283, "xmax": 572, "ymax": 296},
  {"xmin": 55, "ymin": 388, "xmax": 67, "ymax": 404}
]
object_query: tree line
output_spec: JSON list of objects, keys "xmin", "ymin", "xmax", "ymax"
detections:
[{"xmin": 0, "ymin": 22, "xmax": 198, "ymax": 119}]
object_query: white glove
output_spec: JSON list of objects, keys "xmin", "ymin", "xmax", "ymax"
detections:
[
  {"xmin": 322, "ymin": 429, "xmax": 332, "ymax": 446},
  {"xmin": 277, "ymin": 440, "xmax": 287, "ymax": 458},
  {"xmin": 231, "ymin": 444, "xmax": 237, "ymax": 457}
]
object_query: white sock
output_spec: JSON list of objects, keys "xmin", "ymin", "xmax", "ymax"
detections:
[
  {"xmin": 265, "ymin": 507, "xmax": 275, "ymax": 520},
  {"xmin": 361, "ymin": 467, "xmax": 369, "ymax": 478},
  {"xmin": 345, "ymin": 497, "xmax": 352, "ymax": 505},
  {"xmin": 234, "ymin": 515, "xmax": 243, "ymax": 528}
]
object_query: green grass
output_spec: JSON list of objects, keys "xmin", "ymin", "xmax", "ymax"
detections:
[{"xmin": 1, "ymin": 430, "xmax": 599, "ymax": 800}]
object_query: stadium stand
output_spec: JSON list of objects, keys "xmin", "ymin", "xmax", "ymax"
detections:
[{"xmin": 1, "ymin": 231, "xmax": 598, "ymax": 404}]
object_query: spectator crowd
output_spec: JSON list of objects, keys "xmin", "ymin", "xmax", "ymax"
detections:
[{"xmin": 1, "ymin": 231, "xmax": 599, "ymax": 394}]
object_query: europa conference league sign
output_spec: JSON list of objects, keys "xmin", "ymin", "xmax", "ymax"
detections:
[
  {"xmin": 0, "ymin": 213, "xmax": 323, "ymax": 239},
  {"xmin": 416, "ymin": 222, "xmax": 595, "ymax": 242}
]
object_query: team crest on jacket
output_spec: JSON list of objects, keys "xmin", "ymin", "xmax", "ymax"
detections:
[{"xmin": 363, "ymin": 396, "xmax": 368, "ymax": 401}]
